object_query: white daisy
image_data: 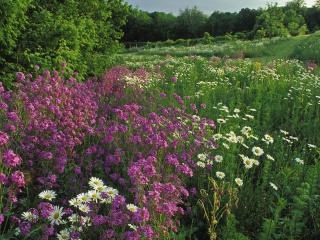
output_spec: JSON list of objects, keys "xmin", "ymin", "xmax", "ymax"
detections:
[
  {"xmin": 295, "ymin": 158, "xmax": 304, "ymax": 165},
  {"xmin": 223, "ymin": 143, "xmax": 230, "ymax": 149},
  {"xmin": 88, "ymin": 190, "xmax": 101, "ymax": 202},
  {"xmin": 216, "ymin": 171, "xmax": 225, "ymax": 179},
  {"xmin": 214, "ymin": 155, "xmax": 223, "ymax": 163},
  {"xmin": 126, "ymin": 204, "xmax": 138, "ymax": 212},
  {"xmin": 263, "ymin": 134, "xmax": 274, "ymax": 144},
  {"xmin": 269, "ymin": 182, "xmax": 278, "ymax": 191},
  {"xmin": 237, "ymin": 136, "xmax": 244, "ymax": 144},
  {"xmin": 243, "ymin": 157, "xmax": 254, "ymax": 169},
  {"xmin": 93, "ymin": 184, "xmax": 107, "ymax": 192},
  {"xmin": 245, "ymin": 114, "xmax": 254, "ymax": 119},
  {"xmin": 48, "ymin": 206, "xmax": 64, "ymax": 225},
  {"xmin": 57, "ymin": 229, "xmax": 70, "ymax": 240},
  {"xmin": 280, "ymin": 129, "xmax": 289, "ymax": 135},
  {"xmin": 78, "ymin": 204, "xmax": 90, "ymax": 213},
  {"xmin": 217, "ymin": 118, "xmax": 226, "ymax": 124},
  {"xmin": 69, "ymin": 198, "xmax": 81, "ymax": 207},
  {"xmin": 196, "ymin": 161, "xmax": 206, "ymax": 168},
  {"xmin": 252, "ymin": 147, "xmax": 264, "ymax": 157},
  {"xmin": 68, "ymin": 214, "xmax": 79, "ymax": 223},
  {"xmin": 128, "ymin": 224, "xmax": 137, "ymax": 231},
  {"xmin": 212, "ymin": 133, "xmax": 223, "ymax": 140},
  {"xmin": 104, "ymin": 187, "xmax": 119, "ymax": 200},
  {"xmin": 235, "ymin": 178, "xmax": 243, "ymax": 187},
  {"xmin": 307, "ymin": 144, "xmax": 316, "ymax": 149},
  {"xmin": 252, "ymin": 159, "xmax": 259, "ymax": 166},
  {"xmin": 197, "ymin": 153, "xmax": 208, "ymax": 161},
  {"xmin": 77, "ymin": 193, "xmax": 90, "ymax": 203},
  {"xmin": 89, "ymin": 177, "xmax": 104, "ymax": 189},
  {"xmin": 21, "ymin": 211, "xmax": 38, "ymax": 222},
  {"xmin": 266, "ymin": 154, "xmax": 275, "ymax": 161},
  {"xmin": 38, "ymin": 190, "xmax": 56, "ymax": 201},
  {"xmin": 241, "ymin": 126, "xmax": 252, "ymax": 136}
]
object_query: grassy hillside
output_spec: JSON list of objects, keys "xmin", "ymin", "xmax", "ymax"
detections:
[{"xmin": 122, "ymin": 32, "xmax": 320, "ymax": 64}]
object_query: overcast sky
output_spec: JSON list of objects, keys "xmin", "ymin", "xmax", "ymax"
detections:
[{"xmin": 125, "ymin": 0, "xmax": 316, "ymax": 14}]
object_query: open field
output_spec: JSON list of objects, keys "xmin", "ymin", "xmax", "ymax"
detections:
[
  {"xmin": 122, "ymin": 31, "xmax": 320, "ymax": 65},
  {"xmin": 1, "ymin": 16, "xmax": 320, "ymax": 240}
]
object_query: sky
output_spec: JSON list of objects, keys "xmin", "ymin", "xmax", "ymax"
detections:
[{"xmin": 125, "ymin": 0, "xmax": 316, "ymax": 14}]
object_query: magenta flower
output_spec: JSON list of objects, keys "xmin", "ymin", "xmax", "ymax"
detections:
[
  {"xmin": 0, "ymin": 173, "xmax": 8, "ymax": 185},
  {"xmin": 171, "ymin": 76, "xmax": 177, "ymax": 83},
  {"xmin": 11, "ymin": 171, "xmax": 26, "ymax": 188},
  {"xmin": 3, "ymin": 150, "xmax": 22, "ymax": 168},
  {"xmin": 19, "ymin": 222, "xmax": 31, "ymax": 236},
  {"xmin": 0, "ymin": 131, "xmax": 9, "ymax": 146},
  {"xmin": 0, "ymin": 214, "xmax": 4, "ymax": 225},
  {"xmin": 16, "ymin": 72, "xmax": 25, "ymax": 82},
  {"xmin": 38, "ymin": 202, "xmax": 54, "ymax": 218}
]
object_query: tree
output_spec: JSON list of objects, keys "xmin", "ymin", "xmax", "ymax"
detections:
[
  {"xmin": 0, "ymin": 0, "xmax": 130, "ymax": 87},
  {"xmin": 253, "ymin": 4, "xmax": 289, "ymax": 38},
  {"xmin": 150, "ymin": 12, "xmax": 176, "ymax": 41},
  {"xmin": 283, "ymin": 0, "xmax": 308, "ymax": 35},
  {"xmin": 305, "ymin": 7, "xmax": 320, "ymax": 31},
  {"xmin": 175, "ymin": 7, "xmax": 207, "ymax": 38},
  {"xmin": 123, "ymin": 8, "xmax": 153, "ymax": 42},
  {"xmin": 235, "ymin": 8, "xmax": 258, "ymax": 33},
  {"xmin": 206, "ymin": 11, "xmax": 237, "ymax": 36},
  {"xmin": 0, "ymin": 0, "xmax": 32, "ymax": 86},
  {"xmin": 285, "ymin": 0, "xmax": 306, "ymax": 12}
]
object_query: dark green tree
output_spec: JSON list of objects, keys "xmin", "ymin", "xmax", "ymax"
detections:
[
  {"xmin": 150, "ymin": 12, "xmax": 176, "ymax": 41},
  {"xmin": 305, "ymin": 7, "xmax": 320, "ymax": 31},
  {"xmin": 123, "ymin": 8, "xmax": 153, "ymax": 42},
  {"xmin": 235, "ymin": 8, "xmax": 258, "ymax": 33},
  {"xmin": 206, "ymin": 11, "xmax": 237, "ymax": 36},
  {"xmin": 175, "ymin": 7, "xmax": 207, "ymax": 38}
]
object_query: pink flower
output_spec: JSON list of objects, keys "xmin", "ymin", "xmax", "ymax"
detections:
[
  {"xmin": 16, "ymin": 72, "xmax": 25, "ymax": 82},
  {"xmin": 3, "ymin": 150, "xmax": 22, "ymax": 168},
  {"xmin": 0, "ymin": 173, "xmax": 8, "ymax": 185},
  {"xmin": 0, "ymin": 131, "xmax": 9, "ymax": 146},
  {"xmin": 11, "ymin": 171, "xmax": 25, "ymax": 188},
  {"xmin": 0, "ymin": 214, "xmax": 4, "ymax": 225}
]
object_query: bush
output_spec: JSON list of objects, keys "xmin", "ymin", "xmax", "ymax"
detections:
[{"xmin": 0, "ymin": 0, "xmax": 129, "ymax": 88}]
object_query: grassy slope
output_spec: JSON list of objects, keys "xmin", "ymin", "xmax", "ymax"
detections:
[{"xmin": 122, "ymin": 32, "xmax": 320, "ymax": 64}]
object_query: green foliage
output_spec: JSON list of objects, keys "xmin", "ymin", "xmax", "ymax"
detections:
[
  {"xmin": 0, "ymin": 0, "xmax": 129, "ymax": 87},
  {"xmin": 221, "ymin": 214, "xmax": 249, "ymax": 240},
  {"xmin": 123, "ymin": 0, "xmax": 320, "ymax": 43},
  {"xmin": 258, "ymin": 198, "xmax": 287, "ymax": 240},
  {"xmin": 202, "ymin": 32, "xmax": 214, "ymax": 44},
  {"xmin": 254, "ymin": 4, "xmax": 289, "ymax": 38},
  {"xmin": 176, "ymin": 7, "xmax": 208, "ymax": 39},
  {"xmin": 291, "ymin": 31, "xmax": 320, "ymax": 63}
]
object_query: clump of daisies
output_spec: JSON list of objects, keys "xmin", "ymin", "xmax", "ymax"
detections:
[
  {"xmin": 19, "ymin": 177, "xmax": 152, "ymax": 239},
  {"xmin": 196, "ymin": 153, "xmax": 213, "ymax": 168}
]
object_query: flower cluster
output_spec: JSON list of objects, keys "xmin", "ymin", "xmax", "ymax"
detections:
[
  {"xmin": 20, "ymin": 177, "xmax": 153, "ymax": 239},
  {"xmin": 17, "ymin": 70, "xmax": 99, "ymax": 177},
  {"xmin": 0, "ymin": 82, "xmax": 26, "ymax": 224}
]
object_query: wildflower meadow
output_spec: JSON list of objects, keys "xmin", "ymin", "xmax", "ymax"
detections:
[{"xmin": 1, "ymin": 0, "xmax": 320, "ymax": 239}]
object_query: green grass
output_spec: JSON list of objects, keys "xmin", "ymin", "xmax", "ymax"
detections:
[{"xmin": 121, "ymin": 32, "xmax": 320, "ymax": 64}]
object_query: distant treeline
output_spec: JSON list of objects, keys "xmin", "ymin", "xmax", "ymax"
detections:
[{"xmin": 123, "ymin": 0, "xmax": 320, "ymax": 42}]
